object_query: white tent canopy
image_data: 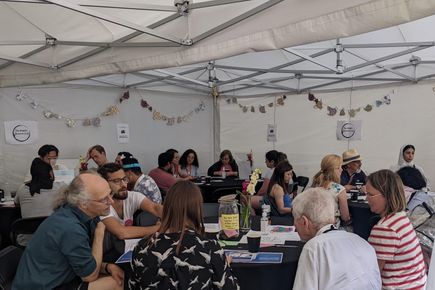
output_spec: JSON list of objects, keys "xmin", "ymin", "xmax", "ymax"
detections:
[{"xmin": 2, "ymin": 0, "xmax": 435, "ymax": 88}]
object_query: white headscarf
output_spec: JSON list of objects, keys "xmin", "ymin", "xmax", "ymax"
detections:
[{"xmin": 391, "ymin": 144, "xmax": 431, "ymax": 190}]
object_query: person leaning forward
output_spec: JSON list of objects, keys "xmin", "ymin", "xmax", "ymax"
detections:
[{"xmin": 12, "ymin": 172, "xmax": 123, "ymax": 290}]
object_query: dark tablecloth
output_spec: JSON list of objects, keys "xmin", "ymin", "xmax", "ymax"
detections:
[{"xmin": 348, "ymin": 200, "xmax": 380, "ymax": 240}]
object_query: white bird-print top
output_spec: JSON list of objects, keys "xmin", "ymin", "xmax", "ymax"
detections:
[{"xmin": 128, "ymin": 229, "xmax": 239, "ymax": 290}]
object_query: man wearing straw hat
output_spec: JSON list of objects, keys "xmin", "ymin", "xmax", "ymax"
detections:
[{"xmin": 340, "ymin": 148, "xmax": 367, "ymax": 192}]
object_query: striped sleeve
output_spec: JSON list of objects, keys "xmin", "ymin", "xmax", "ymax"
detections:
[{"xmin": 368, "ymin": 224, "xmax": 399, "ymax": 261}]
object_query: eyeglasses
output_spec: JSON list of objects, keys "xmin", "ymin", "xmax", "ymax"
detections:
[
  {"xmin": 89, "ymin": 193, "xmax": 114, "ymax": 205},
  {"xmin": 107, "ymin": 176, "xmax": 129, "ymax": 185}
]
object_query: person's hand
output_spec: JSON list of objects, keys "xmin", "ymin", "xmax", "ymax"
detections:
[
  {"xmin": 107, "ymin": 263, "xmax": 124, "ymax": 286},
  {"xmin": 344, "ymin": 184, "xmax": 354, "ymax": 192},
  {"xmin": 226, "ymin": 255, "xmax": 233, "ymax": 264}
]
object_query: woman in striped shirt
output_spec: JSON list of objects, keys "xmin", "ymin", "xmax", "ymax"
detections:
[{"xmin": 367, "ymin": 169, "xmax": 426, "ymax": 290}]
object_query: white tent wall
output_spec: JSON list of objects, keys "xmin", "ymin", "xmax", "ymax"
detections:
[
  {"xmin": 0, "ymin": 86, "xmax": 213, "ymax": 192},
  {"xmin": 220, "ymin": 81, "xmax": 435, "ymax": 186}
]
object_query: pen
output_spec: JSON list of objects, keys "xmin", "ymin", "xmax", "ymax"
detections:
[{"xmin": 274, "ymin": 245, "xmax": 298, "ymax": 248}]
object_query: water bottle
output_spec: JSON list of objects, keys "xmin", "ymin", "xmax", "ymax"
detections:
[
  {"xmin": 221, "ymin": 167, "xmax": 226, "ymax": 178},
  {"xmin": 260, "ymin": 210, "xmax": 268, "ymax": 233},
  {"xmin": 3, "ymin": 181, "xmax": 12, "ymax": 201}
]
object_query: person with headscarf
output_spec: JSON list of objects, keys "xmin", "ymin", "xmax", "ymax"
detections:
[{"xmin": 390, "ymin": 144, "xmax": 430, "ymax": 189}]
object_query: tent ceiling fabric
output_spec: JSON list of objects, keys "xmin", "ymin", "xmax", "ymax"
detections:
[{"xmin": 1, "ymin": 0, "xmax": 435, "ymax": 87}]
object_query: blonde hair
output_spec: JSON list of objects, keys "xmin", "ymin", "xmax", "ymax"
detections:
[{"xmin": 312, "ymin": 154, "xmax": 342, "ymax": 188}]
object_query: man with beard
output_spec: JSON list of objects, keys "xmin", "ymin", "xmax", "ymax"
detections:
[
  {"xmin": 13, "ymin": 172, "xmax": 124, "ymax": 290},
  {"xmin": 98, "ymin": 163, "xmax": 162, "ymax": 240}
]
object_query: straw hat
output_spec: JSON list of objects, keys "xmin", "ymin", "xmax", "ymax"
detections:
[{"xmin": 342, "ymin": 148, "xmax": 362, "ymax": 165}]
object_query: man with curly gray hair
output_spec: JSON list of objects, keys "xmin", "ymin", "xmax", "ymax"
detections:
[
  {"xmin": 292, "ymin": 188, "xmax": 381, "ymax": 290},
  {"xmin": 13, "ymin": 172, "xmax": 123, "ymax": 290}
]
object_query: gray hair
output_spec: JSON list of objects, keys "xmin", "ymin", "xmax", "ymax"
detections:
[
  {"xmin": 292, "ymin": 188, "xmax": 336, "ymax": 229},
  {"xmin": 53, "ymin": 171, "xmax": 94, "ymax": 209}
]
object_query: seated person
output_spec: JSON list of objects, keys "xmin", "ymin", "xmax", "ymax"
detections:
[
  {"xmin": 129, "ymin": 180, "xmax": 239, "ymax": 290},
  {"xmin": 367, "ymin": 169, "xmax": 427, "ymax": 289},
  {"xmin": 114, "ymin": 151, "xmax": 133, "ymax": 166},
  {"xmin": 312, "ymin": 154, "xmax": 350, "ymax": 227},
  {"xmin": 86, "ymin": 144, "xmax": 109, "ymax": 168},
  {"xmin": 391, "ymin": 144, "xmax": 431, "ymax": 190},
  {"xmin": 262, "ymin": 160, "xmax": 293, "ymax": 217},
  {"xmin": 27, "ymin": 144, "xmax": 58, "ymax": 195},
  {"xmin": 148, "ymin": 152, "xmax": 177, "ymax": 193},
  {"xmin": 207, "ymin": 149, "xmax": 239, "ymax": 178},
  {"xmin": 292, "ymin": 188, "xmax": 381, "ymax": 290},
  {"xmin": 15, "ymin": 145, "xmax": 66, "ymax": 246},
  {"xmin": 179, "ymin": 148, "xmax": 200, "ymax": 179},
  {"xmin": 166, "ymin": 148, "xmax": 181, "ymax": 177},
  {"xmin": 340, "ymin": 148, "xmax": 367, "ymax": 192},
  {"xmin": 13, "ymin": 172, "xmax": 123, "ymax": 290},
  {"xmin": 396, "ymin": 166, "xmax": 431, "ymax": 211},
  {"xmin": 98, "ymin": 163, "xmax": 163, "ymax": 240},
  {"xmin": 122, "ymin": 157, "xmax": 162, "ymax": 204}
]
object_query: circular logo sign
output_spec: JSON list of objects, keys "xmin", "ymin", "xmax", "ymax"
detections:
[
  {"xmin": 12, "ymin": 124, "xmax": 31, "ymax": 142},
  {"xmin": 341, "ymin": 122, "xmax": 356, "ymax": 139}
]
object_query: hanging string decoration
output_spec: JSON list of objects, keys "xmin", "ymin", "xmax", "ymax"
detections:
[
  {"xmin": 307, "ymin": 90, "xmax": 394, "ymax": 118},
  {"xmin": 140, "ymin": 98, "xmax": 206, "ymax": 126},
  {"xmin": 15, "ymin": 90, "xmax": 127, "ymax": 127},
  {"xmin": 226, "ymin": 95, "xmax": 287, "ymax": 113}
]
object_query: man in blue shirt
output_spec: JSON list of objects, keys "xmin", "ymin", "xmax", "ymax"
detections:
[
  {"xmin": 12, "ymin": 172, "xmax": 123, "ymax": 290},
  {"xmin": 340, "ymin": 148, "xmax": 367, "ymax": 192}
]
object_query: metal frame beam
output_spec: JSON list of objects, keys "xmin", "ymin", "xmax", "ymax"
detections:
[
  {"xmin": 283, "ymin": 48, "xmax": 339, "ymax": 73},
  {"xmin": 127, "ymin": 66, "xmax": 205, "ymax": 87},
  {"xmin": 190, "ymin": 0, "xmax": 251, "ymax": 10},
  {"xmin": 0, "ymin": 53, "xmax": 51, "ymax": 68},
  {"xmin": 218, "ymin": 48, "xmax": 334, "ymax": 85},
  {"xmin": 0, "ymin": 44, "xmax": 49, "ymax": 70},
  {"xmin": 192, "ymin": 0, "xmax": 284, "ymax": 44},
  {"xmin": 57, "ymin": 13, "xmax": 181, "ymax": 68},
  {"xmin": 154, "ymin": 69, "xmax": 210, "ymax": 87},
  {"xmin": 43, "ymin": 0, "xmax": 183, "ymax": 44},
  {"xmin": 215, "ymin": 64, "xmax": 333, "ymax": 74}
]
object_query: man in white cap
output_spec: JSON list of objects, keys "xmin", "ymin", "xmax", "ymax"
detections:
[
  {"xmin": 340, "ymin": 148, "xmax": 367, "ymax": 192},
  {"xmin": 292, "ymin": 188, "xmax": 381, "ymax": 290}
]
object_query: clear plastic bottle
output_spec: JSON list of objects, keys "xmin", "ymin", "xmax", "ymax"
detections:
[
  {"xmin": 221, "ymin": 166, "xmax": 226, "ymax": 178},
  {"xmin": 260, "ymin": 210, "xmax": 268, "ymax": 233}
]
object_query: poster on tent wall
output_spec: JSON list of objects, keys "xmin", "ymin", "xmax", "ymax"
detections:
[
  {"xmin": 267, "ymin": 124, "xmax": 277, "ymax": 142},
  {"xmin": 4, "ymin": 121, "xmax": 38, "ymax": 145},
  {"xmin": 336, "ymin": 120, "xmax": 362, "ymax": 141},
  {"xmin": 117, "ymin": 123, "xmax": 130, "ymax": 144}
]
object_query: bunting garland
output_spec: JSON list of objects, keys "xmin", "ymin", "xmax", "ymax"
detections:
[
  {"xmin": 15, "ymin": 90, "xmax": 127, "ymax": 127},
  {"xmin": 140, "ymin": 98, "xmax": 206, "ymax": 126},
  {"xmin": 307, "ymin": 90, "xmax": 394, "ymax": 118},
  {"xmin": 226, "ymin": 95, "xmax": 287, "ymax": 113}
]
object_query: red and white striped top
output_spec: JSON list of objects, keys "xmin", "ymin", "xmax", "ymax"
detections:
[{"xmin": 369, "ymin": 211, "xmax": 426, "ymax": 290}]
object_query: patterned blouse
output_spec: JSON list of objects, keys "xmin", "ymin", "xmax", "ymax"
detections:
[
  {"xmin": 128, "ymin": 230, "xmax": 239, "ymax": 290},
  {"xmin": 134, "ymin": 174, "xmax": 162, "ymax": 204}
]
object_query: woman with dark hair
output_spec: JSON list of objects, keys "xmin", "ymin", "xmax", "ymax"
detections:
[
  {"xmin": 166, "ymin": 148, "xmax": 181, "ymax": 177},
  {"xmin": 391, "ymin": 144, "xmax": 430, "ymax": 189},
  {"xmin": 28, "ymin": 144, "xmax": 59, "ymax": 195},
  {"xmin": 129, "ymin": 180, "xmax": 239, "ymax": 290},
  {"xmin": 207, "ymin": 149, "xmax": 239, "ymax": 178},
  {"xmin": 179, "ymin": 149, "xmax": 200, "ymax": 178},
  {"xmin": 262, "ymin": 160, "xmax": 293, "ymax": 217},
  {"xmin": 367, "ymin": 169, "xmax": 427, "ymax": 289}
]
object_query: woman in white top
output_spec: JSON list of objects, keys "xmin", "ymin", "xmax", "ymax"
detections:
[
  {"xmin": 312, "ymin": 154, "xmax": 350, "ymax": 226},
  {"xmin": 391, "ymin": 144, "xmax": 430, "ymax": 189}
]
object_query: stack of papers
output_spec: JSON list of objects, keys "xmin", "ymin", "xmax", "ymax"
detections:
[
  {"xmin": 224, "ymin": 250, "xmax": 283, "ymax": 263},
  {"xmin": 239, "ymin": 227, "xmax": 300, "ymax": 246}
]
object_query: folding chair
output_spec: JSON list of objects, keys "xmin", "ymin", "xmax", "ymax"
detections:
[
  {"xmin": 0, "ymin": 245, "xmax": 23, "ymax": 290},
  {"xmin": 10, "ymin": 216, "xmax": 47, "ymax": 247}
]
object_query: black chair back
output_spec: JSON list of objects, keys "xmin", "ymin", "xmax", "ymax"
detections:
[
  {"xmin": 211, "ymin": 187, "xmax": 240, "ymax": 203},
  {"xmin": 0, "ymin": 246, "xmax": 23, "ymax": 290},
  {"xmin": 10, "ymin": 216, "xmax": 47, "ymax": 247},
  {"xmin": 295, "ymin": 176, "xmax": 309, "ymax": 192}
]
